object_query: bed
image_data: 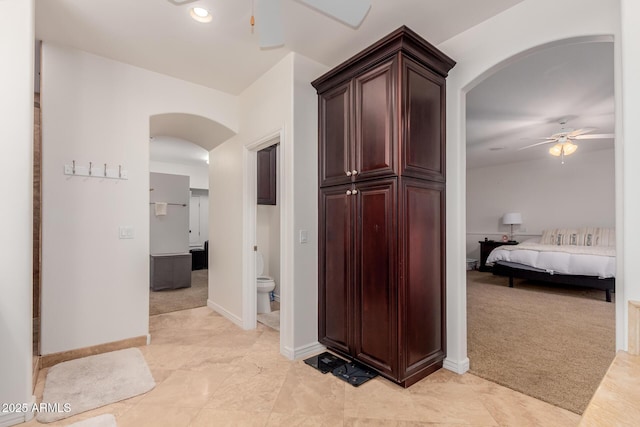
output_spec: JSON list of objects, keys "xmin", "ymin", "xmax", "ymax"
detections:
[{"xmin": 485, "ymin": 228, "xmax": 616, "ymax": 302}]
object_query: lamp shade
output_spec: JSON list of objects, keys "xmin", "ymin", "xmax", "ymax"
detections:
[{"xmin": 502, "ymin": 212, "xmax": 522, "ymax": 225}]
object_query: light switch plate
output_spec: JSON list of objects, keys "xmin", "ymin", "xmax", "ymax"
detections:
[
  {"xmin": 299, "ymin": 229, "xmax": 308, "ymax": 244},
  {"xmin": 119, "ymin": 226, "xmax": 134, "ymax": 239}
]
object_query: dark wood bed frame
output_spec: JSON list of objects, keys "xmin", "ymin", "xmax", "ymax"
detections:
[{"xmin": 492, "ymin": 261, "xmax": 615, "ymax": 302}]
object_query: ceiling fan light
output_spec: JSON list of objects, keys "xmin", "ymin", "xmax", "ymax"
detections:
[
  {"xmin": 190, "ymin": 7, "xmax": 212, "ymax": 23},
  {"xmin": 563, "ymin": 142, "xmax": 578, "ymax": 155},
  {"xmin": 549, "ymin": 144, "xmax": 562, "ymax": 157}
]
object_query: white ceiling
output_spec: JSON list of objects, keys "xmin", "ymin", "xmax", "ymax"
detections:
[
  {"xmin": 36, "ymin": 0, "xmax": 613, "ymax": 170},
  {"xmin": 150, "ymin": 136, "xmax": 209, "ymax": 166},
  {"xmin": 35, "ymin": 0, "xmax": 524, "ymax": 95},
  {"xmin": 150, "ymin": 113, "xmax": 235, "ymax": 151},
  {"xmin": 466, "ymin": 41, "xmax": 615, "ymax": 169}
]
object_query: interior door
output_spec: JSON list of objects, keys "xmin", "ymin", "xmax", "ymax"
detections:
[{"xmin": 189, "ymin": 195, "xmax": 200, "ymax": 245}]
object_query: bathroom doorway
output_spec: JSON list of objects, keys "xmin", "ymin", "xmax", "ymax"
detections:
[{"xmin": 255, "ymin": 140, "xmax": 282, "ymax": 333}]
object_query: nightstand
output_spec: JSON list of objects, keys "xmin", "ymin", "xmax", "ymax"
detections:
[{"xmin": 478, "ymin": 240, "xmax": 518, "ymax": 272}]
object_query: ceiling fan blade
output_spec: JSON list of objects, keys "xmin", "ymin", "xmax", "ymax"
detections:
[
  {"xmin": 256, "ymin": 0, "xmax": 285, "ymax": 48},
  {"xmin": 574, "ymin": 133, "xmax": 615, "ymax": 140},
  {"xmin": 166, "ymin": 0, "xmax": 198, "ymax": 4},
  {"xmin": 568, "ymin": 127, "xmax": 596, "ymax": 137},
  {"xmin": 518, "ymin": 139, "xmax": 557, "ymax": 150},
  {"xmin": 296, "ymin": 0, "xmax": 371, "ymax": 28}
]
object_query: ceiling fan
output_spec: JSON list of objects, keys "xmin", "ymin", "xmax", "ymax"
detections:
[
  {"xmin": 169, "ymin": 0, "xmax": 370, "ymax": 48},
  {"xmin": 251, "ymin": 0, "xmax": 371, "ymax": 48},
  {"xmin": 519, "ymin": 120, "xmax": 614, "ymax": 164}
]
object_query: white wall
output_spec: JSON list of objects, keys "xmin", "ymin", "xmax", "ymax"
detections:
[
  {"xmin": 209, "ymin": 55, "xmax": 293, "ymax": 327},
  {"xmin": 149, "ymin": 173, "xmax": 190, "ymax": 254},
  {"xmin": 466, "ymin": 148, "xmax": 615, "ymax": 259},
  {"xmin": 438, "ymin": 0, "xmax": 621, "ymax": 373},
  {"xmin": 150, "ymin": 160, "xmax": 209, "ymax": 190},
  {"xmin": 621, "ymin": 0, "xmax": 640, "ymax": 306},
  {"xmin": 291, "ymin": 54, "xmax": 326, "ymax": 350},
  {"xmin": 40, "ymin": 43, "xmax": 238, "ymax": 355},
  {"xmin": 0, "ymin": 0, "xmax": 34, "ymax": 424},
  {"xmin": 209, "ymin": 52, "xmax": 326, "ymax": 356}
]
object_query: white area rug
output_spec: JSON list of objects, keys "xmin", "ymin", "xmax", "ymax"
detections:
[
  {"xmin": 68, "ymin": 414, "xmax": 117, "ymax": 427},
  {"xmin": 257, "ymin": 310, "xmax": 280, "ymax": 331},
  {"xmin": 37, "ymin": 348, "xmax": 155, "ymax": 423}
]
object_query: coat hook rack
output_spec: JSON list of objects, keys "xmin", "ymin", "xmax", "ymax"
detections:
[{"xmin": 63, "ymin": 160, "xmax": 128, "ymax": 180}]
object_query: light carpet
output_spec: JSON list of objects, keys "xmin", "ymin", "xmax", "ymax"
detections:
[
  {"xmin": 467, "ymin": 270, "xmax": 615, "ymax": 414},
  {"xmin": 257, "ymin": 310, "xmax": 280, "ymax": 331},
  {"xmin": 149, "ymin": 269, "xmax": 208, "ymax": 316},
  {"xmin": 37, "ymin": 348, "xmax": 155, "ymax": 423}
]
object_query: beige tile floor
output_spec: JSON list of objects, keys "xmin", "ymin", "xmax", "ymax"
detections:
[{"xmin": 25, "ymin": 307, "xmax": 581, "ymax": 426}]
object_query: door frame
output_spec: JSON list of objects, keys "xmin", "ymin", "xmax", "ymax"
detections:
[
  {"xmin": 444, "ymin": 34, "xmax": 624, "ymax": 373},
  {"xmin": 242, "ymin": 129, "xmax": 286, "ymax": 342}
]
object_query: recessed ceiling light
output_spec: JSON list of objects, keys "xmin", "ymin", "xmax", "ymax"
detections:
[{"xmin": 190, "ymin": 7, "xmax": 212, "ymax": 23}]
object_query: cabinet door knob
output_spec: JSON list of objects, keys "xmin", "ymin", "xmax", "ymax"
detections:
[
  {"xmin": 346, "ymin": 190, "xmax": 352, "ymax": 195},
  {"xmin": 352, "ymin": 189, "xmax": 358, "ymax": 194},
  {"xmin": 352, "ymin": 170, "xmax": 358, "ymax": 175},
  {"xmin": 346, "ymin": 171, "xmax": 352, "ymax": 176}
]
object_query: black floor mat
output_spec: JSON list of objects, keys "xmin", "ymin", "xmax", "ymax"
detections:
[
  {"xmin": 332, "ymin": 361, "xmax": 378, "ymax": 386},
  {"xmin": 303, "ymin": 352, "xmax": 348, "ymax": 374}
]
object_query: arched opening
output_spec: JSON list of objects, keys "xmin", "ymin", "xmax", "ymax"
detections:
[
  {"xmin": 148, "ymin": 113, "xmax": 235, "ymax": 316},
  {"xmin": 463, "ymin": 38, "xmax": 616, "ymax": 414}
]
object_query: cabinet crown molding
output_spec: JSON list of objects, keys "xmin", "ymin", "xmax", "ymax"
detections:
[{"xmin": 311, "ymin": 25, "xmax": 456, "ymax": 93}]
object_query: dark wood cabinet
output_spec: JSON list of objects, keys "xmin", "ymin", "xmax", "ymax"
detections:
[
  {"xmin": 257, "ymin": 145, "xmax": 277, "ymax": 205},
  {"xmin": 313, "ymin": 26, "xmax": 455, "ymax": 387}
]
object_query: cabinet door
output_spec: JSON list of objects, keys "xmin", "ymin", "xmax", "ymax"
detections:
[
  {"xmin": 319, "ymin": 82, "xmax": 352, "ymax": 187},
  {"xmin": 354, "ymin": 58, "xmax": 397, "ymax": 181},
  {"xmin": 401, "ymin": 57, "xmax": 446, "ymax": 182},
  {"xmin": 353, "ymin": 178, "xmax": 397, "ymax": 377},
  {"xmin": 398, "ymin": 178, "xmax": 445, "ymax": 382},
  {"xmin": 257, "ymin": 145, "xmax": 277, "ymax": 205},
  {"xmin": 319, "ymin": 185, "xmax": 354, "ymax": 354}
]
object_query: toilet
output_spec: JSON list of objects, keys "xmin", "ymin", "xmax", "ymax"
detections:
[{"xmin": 256, "ymin": 252, "xmax": 276, "ymax": 314}]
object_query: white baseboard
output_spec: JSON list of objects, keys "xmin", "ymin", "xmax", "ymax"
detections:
[
  {"xmin": 443, "ymin": 357, "xmax": 470, "ymax": 374},
  {"xmin": 207, "ymin": 299, "xmax": 243, "ymax": 328},
  {"xmin": 273, "ymin": 293, "xmax": 280, "ymax": 303},
  {"xmin": 0, "ymin": 412, "xmax": 26, "ymax": 427},
  {"xmin": 0, "ymin": 395, "xmax": 35, "ymax": 427},
  {"xmin": 282, "ymin": 341, "xmax": 326, "ymax": 360}
]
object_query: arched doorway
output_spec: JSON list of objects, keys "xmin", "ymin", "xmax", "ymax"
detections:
[
  {"xmin": 443, "ymin": 18, "xmax": 624, "ymax": 375},
  {"xmin": 148, "ymin": 113, "xmax": 235, "ymax": 315},
  {"xmin": 463, "ymin": 39, "xmax": 616, "ymax": 413}
]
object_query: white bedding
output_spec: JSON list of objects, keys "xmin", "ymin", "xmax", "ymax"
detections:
[{"xmin": 486, "ymin": 242, "xmax": 616, "ymax": 278}]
